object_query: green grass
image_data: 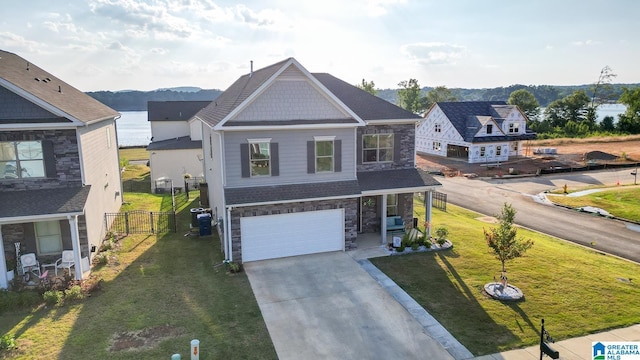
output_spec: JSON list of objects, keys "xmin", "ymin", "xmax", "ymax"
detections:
[
  {"xmin": 119, "ymin": 147, "xmax": 149, "ymax": 161},
  {"xmin": 0, "ymin": 194, "xmax": 276, "ymax": 359},
  {"xmin": 547, "ymin": 186, "xmax": 640, "ymax": 222},
  {"xmin": 370, "ymin": 199, "xmax": 640, "ymax": 356}
]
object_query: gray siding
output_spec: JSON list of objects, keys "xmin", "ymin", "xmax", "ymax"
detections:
[
  {"xmin": 224, "ymin": 128, "xmax": 356, "ymax": 188},
  {"xmin": 0, "ymin": 86, "xmax": 59, "ymax": 119}
]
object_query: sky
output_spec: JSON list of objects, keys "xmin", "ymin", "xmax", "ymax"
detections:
[{"xmin": 1, "ymin": 0, "xmax": 639, "ymax": 92}]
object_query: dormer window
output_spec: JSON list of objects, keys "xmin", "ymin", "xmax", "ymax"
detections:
[
  {"xmin": 487, "ymin": 124, "xmax": 493, "ymax": 134},
  {"xmin": 509, "ymin": 123, "xmax": 519, "ymax": 133}
]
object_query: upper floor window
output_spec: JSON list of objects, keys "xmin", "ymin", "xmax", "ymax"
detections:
[
  {"xmin": 509, "ymin": 123, "xmax": 519, "ymax": 133},
  {"xmin": 480, "ymin": 146, "xmax": 486, "ymax": 157},
  {"xmin": 249, "ymin": 142, "xmax": 271, "ymax": 177},
  {"xmin": 363, "ymin": 133, "xmax": 393, "ymax": 163},
  {"xmin": 435, "ymin": 124, "xmax": 442, "ymax": 133},
  {"xmin": 315, "ymin": 140, "xmax": 334, "ymax": 173},
  {"xmin": 486, "ymin": 124, "xmax": 493, "ymax": 134},
  {"xmin": 496, "ymin": 146, "xmax": 502, "ymax": 156},
  {"xmin": 0, "ymin": 141, "xmax": 45, "ymax": 179}
]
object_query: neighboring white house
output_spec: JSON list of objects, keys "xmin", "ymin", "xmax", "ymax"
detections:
[
  {"xmin": 416, "ymin": 101, "xmax": 537, "ymax": 164},
  {"xmin": 146, "ymin": 101, "xmax": 210, "ymax": 192}
]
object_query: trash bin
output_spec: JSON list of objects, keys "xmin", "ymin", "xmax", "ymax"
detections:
[
  {"xmin": 190, "ymin": 208, "xmax": 204, "ymax": 228},
  {"xmin": 197, "ymin": 213, "xmax": 212, "ymax": 236}
]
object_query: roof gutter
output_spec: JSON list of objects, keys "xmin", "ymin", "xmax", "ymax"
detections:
[
  {"xmin": 0, "ymin": 211, "xmax": 85, "ymax": 225},
  {"xmin": 360, "ymin": 185, "xmax": 442, "ymax": 197},
  {"xmin": 227, "ymin": 193, "xmax": 361, "ymax": 208}
]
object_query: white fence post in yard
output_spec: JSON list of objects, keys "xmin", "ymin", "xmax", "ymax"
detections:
[{"xmin": 190, "ymin": 339, "xmax": 200, "ymax": 360}]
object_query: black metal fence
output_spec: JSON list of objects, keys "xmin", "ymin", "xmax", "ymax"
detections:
[
  {"xmin": 432, "ymin": 191, "xmax": 447, "ymax": 211},
  {"xmin": 105, "ymin": 210, "xmax": 176, "ymax": 234}
]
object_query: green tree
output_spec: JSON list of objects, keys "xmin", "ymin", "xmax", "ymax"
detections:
[
  {"xmin": 543, "ymin": 90, "xmax": 590, "ymax": 129},
  {"xmin": 355, "ymin": 79, "xmax": 377, "ymax": 95},
  {"xmin": 396, "ymin": 78, "xmax": 427, "ymax": 114},
  {"xmin": 586, "ymin": 66, "xmax": 617, "ymax": 125},
  {"xmin": 599, "ymin": 115, "xmax": 616, "ymax": 132},
  {"xmin": 507, "ymin": 89, "xmax": 540, "ymax": 121},
  {"xmin": 617, "ymin": 87, "xmax": 640, "ymax": 134},
  {"xmin": 425, "ymin": 85, "xmax": 457, "ymax": 108},
  {"xmin": 484, "ymin": 203, "xmax": 534, "ymax": 275}
]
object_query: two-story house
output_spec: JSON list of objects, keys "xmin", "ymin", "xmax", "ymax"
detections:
[
  {"xmin": 146, "ymin": 101, "xmax": 210, "ymax": 193},
  {"xmin": 195, "ymin": 58, "xmax": 441, "ymax": 263},
  {"xmin": 0, "ymin": 49, "xmax": 122, "ymax": 288},
  {"xmin": 416, "ymin": 101, "xmax": 537, "ymax": 163}
]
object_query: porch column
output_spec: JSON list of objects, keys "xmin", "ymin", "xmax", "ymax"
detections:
[
  {"xmin": 0, "ymin": 225, "xmax": 7, "ymax": 289},
  {"xmin": 425, "ymin": 191, "xmax": 433, "ymax": 238},
  {"xmin": 380, "ymin": 194, "xmax": 387, "ymax": 244},
  {"xmin": 68, "ymin": 215, "xmax": 83, "ymax": 280}
]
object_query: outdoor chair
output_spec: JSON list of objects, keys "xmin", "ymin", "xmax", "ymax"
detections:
[
  {"xmin": 20, "ymin": 253, "xmax": 41, "ymax": 276},
  {"xmin": 55, "ymin": 250, "xmax": 75, "ymax": 276}
]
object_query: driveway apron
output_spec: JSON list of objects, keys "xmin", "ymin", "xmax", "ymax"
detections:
[{"xmin": 244, "ymin": 251, "xmax": 454, "ymax": 360}]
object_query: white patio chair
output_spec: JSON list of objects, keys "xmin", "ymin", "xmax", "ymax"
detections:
[
  {"xmin": 20, "ymin": 253, "xmax": 41, "ymax": 276},
  {"xmin": 55, "ymin": 250, "xmax": 75, "ymax": 276}
]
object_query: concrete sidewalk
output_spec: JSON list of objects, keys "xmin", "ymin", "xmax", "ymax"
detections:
[{"xmin": 475, "ymin": 324, "xmax": 640, "ymax": 360}]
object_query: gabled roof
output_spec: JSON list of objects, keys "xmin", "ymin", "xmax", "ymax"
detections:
[
  {"xmin": 312, "ymin": 73, "xmax": 422, "ymax": 121},
  {"xmin": 195, "ymin": 57, "xmax": 420, "ymax": 129},
  {"xmin": 434, "ymin": 101, "xmax": 536, "ymax": 143},
  {"xmin": 146, "ymin": 136, "xmax": 202, "ymax": 151},
  {"xmin": 0, "ymin": 49, "xmax": 119, "ymax": 124},
  {"xmin": 148, "ymin": 101, "xmax": 210, "ymax": 122}
]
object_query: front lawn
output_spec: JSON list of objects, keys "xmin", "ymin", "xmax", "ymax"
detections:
[
  {"xmin": 371, "ymin": 200, "xmax": 640, "ymax": 356},
  {"xmin": 0, "ymin": 194, "xmax": 276, "ymax": 359},
  {"xmin": 547, "ymin": 186, "xmax": 640, "ymax": 222}
]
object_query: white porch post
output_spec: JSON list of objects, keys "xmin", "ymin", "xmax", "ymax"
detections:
[
  {"xmin": 425, "ymin": 191, "xmax": 433, "ymax": 238},
  {"xmin": 0, "ymin": 225, "xmax": 7, "ymax": 289},
  {"xmin": 380, "ymin": 194, "xmax": 387, "ymax": 244},
  {"xmin": 68, "ymin": 215, "xmax": 83, "ymax": 280}
]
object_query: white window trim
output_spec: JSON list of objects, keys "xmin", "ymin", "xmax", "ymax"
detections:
[
  {"xmin": 313, "ymin": 135, "xmax": 336, "ymax": 141},
  {"xmin": 247, "ymin": 138, "xmax": 272, "ymax": 143},
  {"xmin": 248, "ymin": 139, "xmax": 272, "ymax": 177}
]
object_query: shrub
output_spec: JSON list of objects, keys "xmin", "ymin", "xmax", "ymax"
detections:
[
  {"xmin": 100, "ymin": 239, "xmax": 114, "ymax": 252},
  {"xmin": 424, "ymin": 239, "xmax": 432, "ymax": 248},
  {"xmin": 434, "ymin": 226, "xmax": 449, "ymax": 246},
  {"xmin": 43, "ymin": 290, "xmax": 64, "ymax": 306},
  {"xmin": 411, "ymin": 242, "xmax": 420, "ymax": 251},
  {"xmin": 396, "ymin": 244, "xmax": 406, "ymax": 252},
  {"xmin": 64, "ymin": 285, "xmax": 84, "ymax": 301},
  {"xmin": 0, "ymin": 334, "xmax": 17, "ymax": 351},
  {"xmin": 226, "ymin": 261, "xmax": 242, "ymax": 274},
  {"xmin": 94, "ymin": 252, "xmax": 109, "ymax": 265}
]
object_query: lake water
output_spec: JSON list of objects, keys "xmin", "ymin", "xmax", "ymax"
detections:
[
  {"xmin": 116, "ymin": 111, "xmax": 151, "ymax": 147},
  {"xmin": 115, "ymin": 104, "xmax": 629, "ymax": 147}
]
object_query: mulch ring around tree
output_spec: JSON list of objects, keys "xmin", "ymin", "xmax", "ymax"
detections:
[{"xmin": 108, "ymin": 324, "xmax": 185, "ymax": 352}]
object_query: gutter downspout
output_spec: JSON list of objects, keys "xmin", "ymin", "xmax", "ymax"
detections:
[
  {"xmin": 68, "ymin": 215, "xmax": 83, "ymax": 280},
  {"xmin": 380, "ymin": 194, "xmax": 387, "ymax": 245},
  {"xmin": 0, "ymin": 225, "xmax": 7, "ymax": 289},
  {"xmin": 226, "ymin": 206, "xmax": 233, "ymax": 262}
]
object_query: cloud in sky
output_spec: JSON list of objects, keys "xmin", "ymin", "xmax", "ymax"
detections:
[{"xmin": 1, "ymin": 0, "xmax": 639, "ymax": 91}]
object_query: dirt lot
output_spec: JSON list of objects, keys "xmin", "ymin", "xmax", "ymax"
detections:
[{"xmin": 417, "ymin": 136, "xmax": 640, "ymax": 178}]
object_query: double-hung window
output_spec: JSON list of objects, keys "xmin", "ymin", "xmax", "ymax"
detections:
[
  {"xmin": 363, "ymin": 133, "xmax": 393, "ymax": 163},
  {"xmin": 386, "ymin": 194, "xmax": 398, "ymax": 216},
  {"xmin": 509, "ymin": 123, "xmax": 519, "ymax": 133},
  {"xmin": 486, "ymin": 124, "xmax": 493, "ymax": 134},
  {"xmin": 315, "ymin": 140, "xmax": 334, "ymax": 173},
  {"xmin": 249, "ymin": 141, "xmax": 271, "ymax": 177},
  {"xmin": 35, "ymin": 221, "xmax": 63, "ymax": 256},
  {"xmin": 0, "ymin": 141, "xmax": 45, "ymax": 179},
  {"xmin": 480, "ymin": 146, "xmax": 486, "ymax": 157},
  {"xmin": 496, "ymin": 145, "xmax": 502, "ymax": 156}
]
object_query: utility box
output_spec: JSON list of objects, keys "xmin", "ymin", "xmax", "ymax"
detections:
[
  {"xmin": 198, "ymin": 213, "xmax": 212, "ymax": 236},
  {"xmin": 190, "ymin": 208, "xmax": 204, "ymax": 228}
]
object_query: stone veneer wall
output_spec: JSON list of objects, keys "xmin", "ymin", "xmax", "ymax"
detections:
[
  {"xmin": 361, "ymin": 193, "xmax": 414, "ymax": 234},
  {"xmin": 357, "ymin": 124, "xmax": 415, "ymax": 172},
  {"xmin": 229, "ymin": 198, "xmax": 358, "ymax": 262},
  {"xmin": 0, "ymin": 129, "xmax": 82, "ymax": 191}
]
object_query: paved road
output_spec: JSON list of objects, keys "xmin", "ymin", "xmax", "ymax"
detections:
[{"xmin": 436, "ymin": 168, "xmax": 640, "ymax": 264}]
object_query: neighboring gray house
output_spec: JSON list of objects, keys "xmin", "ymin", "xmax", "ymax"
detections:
[
  {"xmin": 416, "ymin": 101, "xmax": 537, "ymax": 164},
  {"xmin": 0, "ymin": 49, "xmax": 122, "ymax": 288},
  {"xmin": 146, "ymin": 101, "xmax": 210, "ymax": 192},
  {"xmin": 195, "ymin": 58, "xmax": 441, "ymax": 263}
]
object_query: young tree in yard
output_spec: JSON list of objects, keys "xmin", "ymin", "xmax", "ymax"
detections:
[
  {"xmin": 396, "ymin": 78, "xmax": 427, "ymax": 114},
  {"xmin": 356, "ymin": 79, "xmax": 377, "ymax": 95},
  {"xmin": 484, "ymin": 203, "xmax": 534, "ymax": 276},
  {"xmin": 507, "ymin": 89, "xmax": 540, "ymax": 122},
  {"xmin": 586, "ymin": 66, "xmax": 617, "ymax": 125}
]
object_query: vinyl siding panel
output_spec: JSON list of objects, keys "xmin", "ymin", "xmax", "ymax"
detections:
[
  {"xmin": 150, "ymin": 121, "xmax": 190, "ymax": 141},
  {"xmin": 224, "ymin": 128, "xmax": 356, "ymax": 187}
]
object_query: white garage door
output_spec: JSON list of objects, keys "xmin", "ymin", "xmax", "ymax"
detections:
[{"xmin": 241, "ymin": 209, "xmax": 344, "ymax": 262}]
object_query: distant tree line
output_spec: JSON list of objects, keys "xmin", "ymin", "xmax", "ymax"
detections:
[{"xmin": 87, "ymin": 89, "xmax": 222, "ymax": 111}]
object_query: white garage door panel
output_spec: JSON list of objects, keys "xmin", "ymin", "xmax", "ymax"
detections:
[{"xmin": 241, "ymin": 209, "xmax": 344, "ymax": 262}]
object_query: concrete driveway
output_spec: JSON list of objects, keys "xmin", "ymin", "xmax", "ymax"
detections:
[{"xmin": 244, "ymin": 251, "xmax": 454, "ymax": 360}]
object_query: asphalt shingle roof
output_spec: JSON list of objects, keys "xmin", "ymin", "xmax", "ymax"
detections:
[
  {"xmin": 0, "ymin": 186, "xmax": 90, "ymax": 218},
  {"xmin": 146, "ymin": 136, "xmax": 202, "ymax": 151},
  {"xmin": 0, "ymin": 49, "xmax": 119, "ymax": 124},
  {"xmin": 225, "ymin": 180, "xmax": 361, "ymax": 205},
  {"xmin": 357, "ymin": 168, "xmax": 441, "ymax": 192},
  {"xmin": 147, "ymin": 101, "xmax": 211, "ymax": 122}
]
